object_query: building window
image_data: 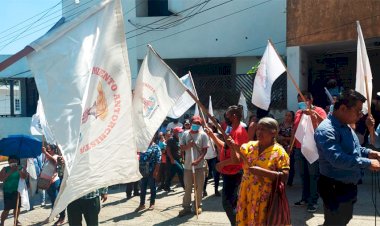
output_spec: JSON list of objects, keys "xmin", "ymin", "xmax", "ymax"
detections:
[
  {"xmin": 136, "ymin": 0, "xmax": 173, "ymax": 17},
  {"xmin": 15, "ymin": 99, "xmax": 20, "ymax": 112}
]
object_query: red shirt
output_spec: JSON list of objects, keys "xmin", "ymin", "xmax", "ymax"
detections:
[
  {"xmin": 293, "ymin": 106, "xmax": 327, "ymax": 148},
  {"xmin": 219, "ymin": 124, "xmax": 249, "ymax": 175}
]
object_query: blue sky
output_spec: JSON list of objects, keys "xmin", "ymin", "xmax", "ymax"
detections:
[{"xmin": 0, "ymin": 0, "xmax": 62, "ymax": 55}]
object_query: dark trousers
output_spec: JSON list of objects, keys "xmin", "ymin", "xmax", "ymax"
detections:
[
  {"xmin": 126, "ymin": 181, "xmax": 139, "ymax": 198},
  {"xmin": 165, "ymin": 160, "xmax": 185, "ymax": 189},
  {"xmin": 318, "ymin": 174, "xmax": 357, "ymax": 226},
  {"xmin": 295, "ymin": 149, "xmax": 319, "ymax": 206},
  {"xmin": 287, "ymin": 150, "xmax": 295, "ymax": 185},
  {"xmin": 222, "ymin": 172, "xmax": 242, "ymax": 226},
  {"xmin": 67, "ymin": 197, "xmax": 100, "ymax": 226},
  {"xmin": 203, "ymin": 157, "xmax": 220, "ymax": 192},
  {"xmin": 158, "ymin": 162, "xmax": 169, "ymax": 187},
  {"xmin": 140, "ymin": 176, "xmax": 156, "ymax": 206},
  {"xmin": 47, "ymin": 178, "xmax": 65, "ymax": 219}
]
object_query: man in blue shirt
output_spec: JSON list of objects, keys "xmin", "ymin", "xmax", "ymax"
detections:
[{"xmin": 315, "ymin": 89, "xmax": 380, "ymax": 225}]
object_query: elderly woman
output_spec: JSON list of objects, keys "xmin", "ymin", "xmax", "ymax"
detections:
[{"xmin": 231, "ymin": 117, "xmax": 290, "ymax": 225}]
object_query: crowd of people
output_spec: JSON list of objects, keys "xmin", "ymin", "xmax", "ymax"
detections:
[{"xmin": 1, "ymin": 88, "xmax": 380, "ymax": 225}]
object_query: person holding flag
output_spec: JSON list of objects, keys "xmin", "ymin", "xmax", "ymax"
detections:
[
  {"xmin": 179, "ymin": 116, "xmax": 208, "ymax": 217},
  {"xmin": 292, "ymin": 91, "xmax": 326, "ymax": 213},
  {"xmin": 204, "ymin": 105, "xmax": 248, "ymax": 226},
  {"xmin": 315, "ymin": 89, "xmax": 380, "ymax": 225}
]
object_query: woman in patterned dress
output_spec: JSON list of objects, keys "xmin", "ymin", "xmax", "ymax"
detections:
[{"xmin": 233, "ymin": 117, "xmax": 290, "ymax": 225}]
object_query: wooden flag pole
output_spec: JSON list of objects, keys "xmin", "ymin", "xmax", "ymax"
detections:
[
  {"xmin": 364, "ymin": 75, "xmax": 376, "ymax": 145},
  {"xmin": 267, "ymin": 39, "xmax": 322, "ymax": 151},
  {"xmin": 185, "ymin": 89, "xmax": 249, "ymax": 165},
  {"xmin": 0, "ymin": 46, "xmax": 34, "ymax": 72}
]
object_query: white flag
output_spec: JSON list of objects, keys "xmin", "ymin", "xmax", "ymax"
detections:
[
  {"xmin": 30, "ymin": 98, "xmax": 55, "ymax": 143},
  {"xmin": 208, "ymin": 96, "xmax": 214, "ymax": 121},
  {"xmin": 194, "ymin": 104, "xmax": 199, "ymax": 116},
  {"xmin": 295, "ymin": 114, "xmax": 319, "ymax": 164},
  {"xmin": 18, "ymin": 178, "xmax": 30, "ymax": 211},
  {"xmin": 356, "ymin": 21, "xmax": 372, "ymax": 114},
  {"xmin": 27, "ymin": 0, "xmax": 140, "ymax": 219},
  {"xmin": 132, "ymin": 45, "xmax": 187, "ymax": 151},
  {"xmin": 167, "ymin": 73, "xmax": 196, "ymax": 118},
  {"xmin": 238, "ymin": 91, "xmax": 248, "ymax": 120},
  {"xmin": 251, "ymin": 41, "xmax": 286, "ymax": 110}
]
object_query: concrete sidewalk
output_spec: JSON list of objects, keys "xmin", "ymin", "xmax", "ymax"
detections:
[{"xmin": 1, "ymin": 171, "xmax": 380, "ymax": 225}]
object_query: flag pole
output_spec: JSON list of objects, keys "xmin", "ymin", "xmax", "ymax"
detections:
[
  {"xmin": 187, "ymin": 71, "xmax": 203, "ymax": 219},
  {"xmin": 184, "ymin": 88, "xmax": 249, "ymax": 165},
  {"xmin": 14, "ymin": 192, "xmax": 20, "ymax": 226},
  {"xmin": 0, "ymin": 46, "xmax": 34, "ymax": 72},
  {"xmin": 268, "ymin": 39, "xmax": 321, "ymax": 151},
  {"xmin": 357, "ymin": 22, "xmax": 376, "ymax": 145},
  {"xmin": 364, "ymin": 74, "xmax": 375, "ymax": 145}
]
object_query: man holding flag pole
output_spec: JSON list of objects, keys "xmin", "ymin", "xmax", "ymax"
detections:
[{"xmin": 179, "ymin": 115, "xmax": 208, "ymax": 217}]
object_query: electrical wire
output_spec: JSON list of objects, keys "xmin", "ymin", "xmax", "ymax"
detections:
[
  {"xmin": 126, "ymin": 0, "xmax": 213, "ymax": 33},
  {"xmin": 127, "ymin": 0, "xmax": 272, "ymax": 48},
  {"xmin": 0, "ymin": 2, "xmax": 62, "ymax": 52}
]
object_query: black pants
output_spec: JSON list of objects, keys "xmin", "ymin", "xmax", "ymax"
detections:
[
  {"xmin": 222, "ymin": 172, "xmax": 242, "ymax": 226},
  {"xmin": 67, "ymin": 197, "xmax": 100, "ymax": 226},
  {"xmin": 318, "ymin": 175, "xmax": 357, "ymax": 226},
  {"xmin": 203, "ymin": 157, "xmax": 220, "ymax": 192},
  {"xmin": 126, "ymin": 181, "xmax": 139, "ymax": 198}
]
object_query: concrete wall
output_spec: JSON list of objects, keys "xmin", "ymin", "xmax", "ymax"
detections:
[
  {"xmin": 63, "ymin": 0, "xmax": 287, "ymax": 86},
  {"xmin": 287, "ymin": 0, "xmax": 380, "ymax": 46},
  {"xmin": 286, "ymin": 46, "xmax": 309, "ymax": 112},
  {"xmin": 0, "ymin": 117, "xmax": 33, "ymax": 139}
]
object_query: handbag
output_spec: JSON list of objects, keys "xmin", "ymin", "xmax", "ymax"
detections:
[
  {"xmin": 266, "ymin": 173, "xmax": 291, "ymax": 226},
  {"xmin": 37, "ymin": 160, "xmax": 57, "ymax": 190}
]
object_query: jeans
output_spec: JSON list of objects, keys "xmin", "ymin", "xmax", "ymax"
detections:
[
  {"xmin": 67, "ymin": 196, "xmax": 100, "ymax": 226},
  {"xmin": 294, "ymin": 148, "xmax": 319, "ymax": 206},
  {"xmin": 222, "ymin": 172, "xmax": 242, "ymax": 226},
  {"xmin": 47, "ymin": 178, "xmax": 66, "ymax": 219},
  {"xmin": 203, "ymin": 157, "xmax": 220, "ymax": 192},
  {"xmin": 165, "ymin": 160, "xmax": 185, "ymax": 189},
  {"xmin": 47, "ymin": 179, "xmax": 60, "ymax": 207},
  {"xmin": 140, "ymin": 176, "xmax": 156, "ymax": 206}
]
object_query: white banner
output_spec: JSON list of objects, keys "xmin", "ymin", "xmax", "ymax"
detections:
[
  {"xmin": 167, "ymin": 73, "xmax": 196, "ymax": 118},
  {"xmin": 132, "ymin": 45, "xmax": 187, "ymax": 152},
  {"xmin": 295, "ymin": 114, "xmax": 319, "ymax": 164},
  {"xmin": 251, "ymin": 41, "xmax": 286, "ymax": 110},
  {"xmin": 238, "ymin": 91, "xmax": 248, "ymax": 120},
  {"xmin": 27, "ymin": 0, "xmax": 140, "ymax": 219},
  {"xmin": 30, "ymin": 98, "xmax": 55, "ymax": 143},
  {"xmin": 355, "ymin": 21, "xmax": 372, "ymax": 114}
]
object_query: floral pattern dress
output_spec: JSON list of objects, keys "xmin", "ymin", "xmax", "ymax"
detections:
[{"xmin": 236, "ymin": 141, "xmax": 290, "ymax": 226}]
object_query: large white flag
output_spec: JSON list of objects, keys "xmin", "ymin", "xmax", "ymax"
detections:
[
  {"xmin": 238, "ymin": 91, "xmax": 248, "ymax": 120},
  {"xmin": 251, "ymin": 41, "xmax": 286, "ymax": 110},
  {"xmin": 30, "ymin": 98, "xmax": 55, "ymax": 143},
  {"xmin": 295, "ymin": 114, "xmax": 319, "ymax": 164},
  {"xmin": 27, "ymin": 0, "xmax": 140, "ymax": 219},
  {"xmin": 167, "ymin": 73, "xmax": 196, "ymax": 118},
  {"xmin": 132, "ymin": 45, "xmax": 187, "ymax": 151},
  {"xmin": 356, "ymin": 21, "xmax": 372, "ymax": 114}
]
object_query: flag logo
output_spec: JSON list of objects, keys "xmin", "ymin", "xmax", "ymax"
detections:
[
  {"xmin": 142, "ymin": 83, "xmax": 159, "ymax": 119},
  {"xmin": 79, "ymin": 66, "xmax": 122, "ymax": 154}
]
